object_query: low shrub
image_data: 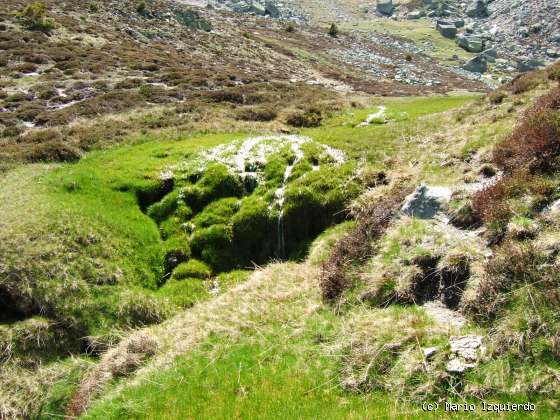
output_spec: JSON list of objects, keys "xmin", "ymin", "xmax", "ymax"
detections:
[
  {"xmin": 16, "ymin": 2, "xmax": 55, "ymax": 33},
  {"xmin": 14, "ymin": 62, "xmax": 38, "ymax": 74},
  {"xmin": 493, "ymin": 88, "xmax": 560, "ymax": 173},
  {"xmin": 508, "ymin": 73, "xmax": 541, "ymax": 95},
  {"xmin": 236, "ymin": 106, "xmax": 277, "ymax": 122},
  {"xmin": 462, "ymin": 242, "xmax": 553, "ymax": 323},
  {"xmin": 488, "ymin": 90, "xmax": 507, "ymax": 105},
  {"xmin": 328, "ymin": 23, "xmax": 339, "ymax": 37},
  {"xmin": 136, "ymin": 1, "xmax": 148, "ymax": 15},
  {"xmin": 19, "ymin": 128, "xmax": 62, "ymax": 144},
  {"xmin": 548, "ymin": 62, "xmax": 560, "ymax": 82},
  {"xmin": 25, "ymin": 140, "xmax": 81, "ymax": 163},
  {"xmin": 172, "ymin": 259, "xmax": 212, "ymax": 280},
  {"xmin": 207, "ymin": 89, "xmax": 245, "ymax": 104},
  {"xmin": 320, "ymin": 185, "xmax": 413, "ymax": 302},
  {"xmin": 286, "ymin": 107, "xmax": 323, "ymax": 128}
]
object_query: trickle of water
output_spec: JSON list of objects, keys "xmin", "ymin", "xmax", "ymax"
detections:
[
  {"xmin": 358, "ymin": 105, "xmax": 387, "ymax": 127},
  {"xmin": 272, "ymin": 138, "xmax": 306, "ymax": 258},
  {"xmin": 168, "ymin": 134, "xmax": 347, "ymax": 258}
]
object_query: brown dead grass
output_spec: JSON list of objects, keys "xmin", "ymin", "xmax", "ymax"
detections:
[{"xmin": 320, "ymin": 182, "xmax": 413, "ymax": 302}]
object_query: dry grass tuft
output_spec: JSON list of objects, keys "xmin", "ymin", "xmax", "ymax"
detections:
[
  {"xmin": 67, "ymin": 333, "xmax": 158, "ymax": 417},
  {"xmin": 320, "ymin": 183, "xmax": 413, "ymax": 302}
]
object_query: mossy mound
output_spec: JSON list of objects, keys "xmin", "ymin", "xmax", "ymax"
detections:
[{"xmin": 148, "ymin": 136, "xmax": 360, "ymax": 276}]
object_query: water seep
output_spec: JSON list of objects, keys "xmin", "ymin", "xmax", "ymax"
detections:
[
  {"xmin": 166, "ymin": 134, "xmax": 347, "ymax": 259},
  {"xmin": 358, "ymin": 105, "xmax": 387, "ymax": 127}
]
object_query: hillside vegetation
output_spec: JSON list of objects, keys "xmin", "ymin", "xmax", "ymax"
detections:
[{"xmin": 1, "ymin": 0, "xmax": 560, "ymax": 419}]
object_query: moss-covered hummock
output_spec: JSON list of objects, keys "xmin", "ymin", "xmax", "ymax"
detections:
[{"xmin": 149, "ymin": 137, "xmax": 358, "ymax": 274}]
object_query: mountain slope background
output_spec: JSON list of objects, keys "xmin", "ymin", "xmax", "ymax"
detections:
[{"xmin": 1, "ymin": 0, "xmax": 559, "ymax": 418}]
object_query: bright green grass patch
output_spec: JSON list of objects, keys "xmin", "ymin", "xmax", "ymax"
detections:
[
  {"xmin": 303, "ymin": 95, "xmax": 476, "ymax": 166},
  {"xmin": 0, "ymin": 96, "xmax": 475, "ymax": 349},
  {"xmin": 83, "ymin": 342, "xmax": 414, "ymax": 420},
  {"xmin": 83, "ymin": 303, "xmax": 425, "ymax": 420}
]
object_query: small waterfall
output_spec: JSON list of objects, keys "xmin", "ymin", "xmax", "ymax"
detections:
[
  {"xmin": 277, "ymin": 212, "xmax": 286, "ymax": 259},
  {"xmin": 273, "ymin": 139, "xmax": 305, "ymax": 259},
  {"xmin": 167, "ymin": 134, "xmax": 347, "ymax": 260}
]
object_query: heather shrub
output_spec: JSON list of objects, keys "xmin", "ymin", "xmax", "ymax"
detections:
[
  {"xmin": 508, "ymin": 73, "xmax": 541, "ymax": 95},
  {"xmin": 320, "ymin": 186, "xmax": 412, "ymax": 302},
  {"xmin": 488, "ymin": 90, "xmax": 507, "ymax": 105},
  {"xmin": 236, "ymin": 106, "xmax": 277, "ymax": 122},
  {"xmin": 493, "ymin": 88, "xmax": 560, "ymax": 173},
  {"xmin": 286, "ymin": 107, "xmax": 323, "ymax": 128},
  {"xmin": 547, "ymin": 62, "xmax": 560, "ymax": 82}
]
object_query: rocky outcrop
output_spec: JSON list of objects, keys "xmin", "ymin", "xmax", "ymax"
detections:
[
  {"xmin": 438, "ymin": 23, "xmax": 457, "ymax": 38},
  {"xmin": 401, "ymin": 184, "xmax": 452, "ymax": 219},
  {"xmin": 456, "ymin": 34, "xmax": 484, "ymax": 53},
  {"xmin": 466, "ymin": 0, "xmax": 488, "ymax": 18},
  {"xmin": 463, "ymin": 54, "xmax": 488, "ymax": 73},
  {"xmin": 209, "ymin": 0, "xmax": 292, "ymax": 18},
  {"xmin": 412, "ymin": 0, "xmax": 560, "ymax": 73},
  {"xmin": 446, "ymin": 335, "xmax": 485, "ymax": 373},
  {"xmin": 376, "ymin": 0, "xmax": 394, "ymax": 16}
]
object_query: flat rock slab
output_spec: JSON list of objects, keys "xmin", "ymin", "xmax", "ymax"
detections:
[
  {"xmin": 423, "ymin": 301, "xmax": 467, "ymax": 328},
  {"xmin": 401, "ymin": 184, "xmax": 452, "ymax": 219},
  {"xmin": 446, "ymin": 334, "xmax": 485, "ymax": 373}
]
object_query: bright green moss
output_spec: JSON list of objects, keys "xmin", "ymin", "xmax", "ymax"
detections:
[
  {"xmin": 192, "ymin": 198, "xmax": 241, "ymax": 228},
  {"xmin": 173, "ymin": 259, "xmax": 212, "ymax": 280},
  {"xmin": 147, "ymin": 190, "xmax": 180, "ymax": 224}
]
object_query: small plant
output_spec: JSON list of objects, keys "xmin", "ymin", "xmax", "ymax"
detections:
[
  {"xmin": 328, "ymin": 23, "xmax": 339, "ymax": 37},
  {"xmin": 405, "ymin": 54, "xmax": 412, "ymax": 62},
  {"xmin": 493, "ymin": 87, "xmax": 560, "ymax": 173},
  {"xmin": 136, "ymin": 0, "xmax": 148, "ymax": 15},
  {"xmin": 236, "ymin": 106, "xmax": 277, "ymax": 122},
  {"xmin": 320, "ymin": 186, "xmax": 413, "ymax": 302},
  {"xmin": 16, "ymin": 2, "xmax": 54, "ymax": 33},
  {"xmin": 88, "ymin": 2, "xmax": 99, "ymax": 12},
  {"xmin": 285, "ymin": 23, "xmax": 296, "ymax": 33},
  {"xmin": 488, "ymin": 90, "xmax": 507, "ymax": 105},
  {"xmin": 548, "ymin": 63, "xmax": 560, "ymax": 82},
  {"xmin": 508, "ymin": 73, "xmax": 541, "ymax": 95}
]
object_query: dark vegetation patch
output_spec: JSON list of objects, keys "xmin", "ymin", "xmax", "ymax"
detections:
[
  {"xmin": 15, "ymin": 1, "xmax": 55, "ymax": 33},
  {"xmin": 286, "ymin": 107, "xmax": 324, "ymax": 128},
  {"xmin": 235, "ymin": 106, "xmax": 277, "ymax": 122},
  {"xmin": 320, "ymin": 183, "xmax": 413, "ymax": 302},
  {"xmin": 473, "ymin": 87, "xmax": 560, "ymax": 232},
  {"xmin": 462, "ymin": 241, "xmax": 560, "ymax": 362}
]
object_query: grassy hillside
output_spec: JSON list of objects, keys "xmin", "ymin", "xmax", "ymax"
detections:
[
  {"xmin": 68, "ymin": 67, "xmax": 560, "ymax": 419},
  {"xmin": 1, "ymin": 1, "xmax": 559, "ymax": 418},
  {"xmin": 1, "ymin": 93, "xmax": 479, "ymax": 417}
]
